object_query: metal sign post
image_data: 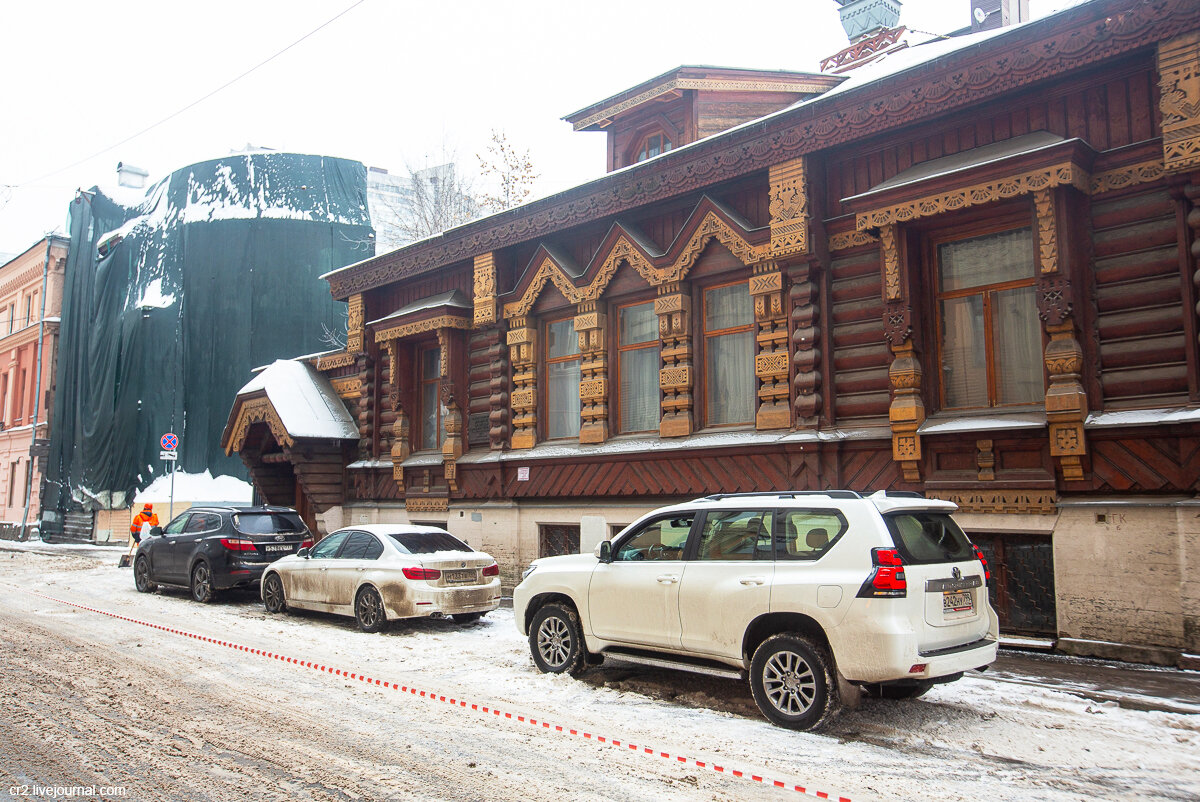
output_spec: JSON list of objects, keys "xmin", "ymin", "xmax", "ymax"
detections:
[{"xmin": 160, "ymin": 433, "xmax": 178, "ymax": 520}]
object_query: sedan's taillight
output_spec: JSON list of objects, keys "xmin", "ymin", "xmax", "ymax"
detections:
[
  {"xmin": 972, "ymin": 544, "xmax": 991, "ymax": 581},
  {"xmin": 402, "ymin": 566, "xmax": 441, "ymax": 580},
  {"xmin": 482, "ymin": 563, "xmax": 499, "ymax": 577},
  {"xmin": 220, "ymin": 538, "xmax": 257, "ymax": 552},
  {"xmin": 857, "ymin": 547, "xmax": 906, "ymax": 598},
  {"xmin": 300, "ymin": 538, "xmax": 314, "ymax": 549}
]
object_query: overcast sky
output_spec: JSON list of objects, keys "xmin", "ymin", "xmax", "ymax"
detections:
[{"xmin": 0, "ymin": 0, "xmax": 1085, "ymax": 257}]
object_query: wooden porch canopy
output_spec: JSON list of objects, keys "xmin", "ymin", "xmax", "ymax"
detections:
[{"xmin": 222, "ymin": 359, "xmax": 359, "ymax": 512}]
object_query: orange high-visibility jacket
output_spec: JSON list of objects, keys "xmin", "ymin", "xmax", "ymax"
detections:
[{"xmin": 130, "ymin": 510, "xmax": 159, "ymax": 536}]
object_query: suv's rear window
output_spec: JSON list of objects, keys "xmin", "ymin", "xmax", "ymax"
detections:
[
  {"xmin": 233, "ymin": 513, "xmax": 306, "ymax": 535},
  {"xmin": 884, "ymin": 512, "xmax": 974, "ymax": 564},
  {"xmin": 388, "ymin": 531, "xmax": 471, "ymax": 554}
]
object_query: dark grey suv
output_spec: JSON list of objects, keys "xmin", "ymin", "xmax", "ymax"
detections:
[{"xmin": 133, "ymin": 506, "xmax": 312, "ymax": 603}]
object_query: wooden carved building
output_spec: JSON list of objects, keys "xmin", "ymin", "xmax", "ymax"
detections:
[{"xmin": 225, "ymin": 0, "xmax": 1200, "ymax": 667}]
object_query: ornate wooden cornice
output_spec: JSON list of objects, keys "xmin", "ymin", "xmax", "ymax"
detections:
[
  {"xmin": 1090, "ymin": 159, "xmax": 1168, "ymax": 193},
  {"xmin": 828, "ymin": 229, "xmax": 879, "ymax": 252},
  {"xmin": 927, "ymin": 489, "xmax": 1058, "ymax": 515},
  {"xmin": 330, "ymin": 376, "xmax": 363, "ymax": 400},
  {"xmin": 502, "ymin": 196, "xmax": 768, "ymax": 319},
  {"xmin": 854, "ymin": 162, "xmax": 1092, "ymax": 232},
  {"xmin": 309, "ymin": 351, "xmax": 356, "ymax": 371},
  {"xmin": 373, "ymin": 313, "xmax": 471, "ymax": 344},
  {"xmin": 324, "ymin": 0, "xmax": 1200, "ymax": 300}
]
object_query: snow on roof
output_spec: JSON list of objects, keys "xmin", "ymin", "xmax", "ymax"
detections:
[
  {"xmin": 369, "ymin": 290, "xmax": 471, "ymax": 326},
  {"xmin": 919, "ymin": 412, "xmax": 1047, "ymax": 435},
  {"xmin": 236, "ymin": 359, "xmax": 358, "ymax": 440},
  {"xmin": 1085, "ymin": 407, "xmax": 1200, "ymax": 428}
]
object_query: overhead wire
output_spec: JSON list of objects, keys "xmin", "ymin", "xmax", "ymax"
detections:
[{"xmin": 7, "ymin": 0, "xmax": 368, "ymax": 191}]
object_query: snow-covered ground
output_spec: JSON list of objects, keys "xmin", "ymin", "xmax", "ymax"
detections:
[{"xmin": 2, "ymin": 545, "xmax": 1197, "ymax": 801}]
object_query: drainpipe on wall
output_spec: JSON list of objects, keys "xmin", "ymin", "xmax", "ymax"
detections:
[{"xmin": 19, "ymin": 236, "xmax": 54, "ymax": 540}]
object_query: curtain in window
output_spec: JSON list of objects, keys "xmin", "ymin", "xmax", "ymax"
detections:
[
  {"xmin": 546, "ymin": 319, "xmax": 581, "ymax": 439},
  {"xmin": 940, "ymin": 295, "xmax": 986, "ymax": 409},
  {"xmin": 419, "ymin": 347, "xmax": 442, "ymax": 450},
  {"xmin": 547, "ymin": 360, "xmax": 581, "ymax": 438},
  {"xmin": 705, "ymin": 284, "xmax": 754, "ymax": 426},
  {"xmin": 939, "ymin": 228, "xmax": 1034, "ymax": 291},
  {"xmin": 619, "ymin": 303, "xmax": 659, "ymax": 433},
  {"xmin": 993, "ymin": 286, "xmax": 1043, "ymax": 404}
]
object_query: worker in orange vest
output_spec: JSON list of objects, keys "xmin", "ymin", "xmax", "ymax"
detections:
[{"xmin": 130, "ymin": 503, "xmax": 159, "ymax": 545}]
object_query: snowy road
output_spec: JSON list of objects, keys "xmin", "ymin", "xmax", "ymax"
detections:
[{"xmin": 1, "ymin": 546, "xmax": 1197, "ymax": 802}]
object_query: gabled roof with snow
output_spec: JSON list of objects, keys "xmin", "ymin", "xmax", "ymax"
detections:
[{"xmin": 234, "ymin": 359, "xmax": 357, "ymax": 441}]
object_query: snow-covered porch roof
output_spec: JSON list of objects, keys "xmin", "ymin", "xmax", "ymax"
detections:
[{"xmin": 222, "ymin": 359, "xmax": 358, "ymax": 455}]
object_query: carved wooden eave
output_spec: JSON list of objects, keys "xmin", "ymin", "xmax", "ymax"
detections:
[
  {"xmin": 223, "ymin": 391, "xmax": 293, "ymax": 455},
  {"xmin": 322, "ymin": 0, "xmax": 1199, "ymax": 301},
  {"xmin": 501, "ymin": 195, "xmax": 770, "ymax": 320},
  {"xmin": 307, "ymin": 351, "xmax": 357, "ymax": 372}
]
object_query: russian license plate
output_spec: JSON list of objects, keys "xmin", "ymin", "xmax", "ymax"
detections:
[
  {"xmin": 444, "ymin": 569, "xmax": 476, "ymax": 584},
  {"xmin": 264, "ymin": 544, "xmax": 292, "ymax": 552},
  {"xmin": 943, "ymin": 590, "xmax": 974, "ymax": 613}
]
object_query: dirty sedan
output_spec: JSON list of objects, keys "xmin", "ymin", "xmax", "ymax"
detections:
[{"xmin": 260, "ymin": 524, "xmax": 501, "ymax": 632}]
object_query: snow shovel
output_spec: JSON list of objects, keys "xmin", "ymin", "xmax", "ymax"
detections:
[{"xmin": 118, "ymin": 539, "xmax": 135, "ymax": 568}]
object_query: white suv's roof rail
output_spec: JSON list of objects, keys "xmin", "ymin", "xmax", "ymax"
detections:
[{"xmin": 695, "ymin": 490, "xmax": 864, "ymax": 502}]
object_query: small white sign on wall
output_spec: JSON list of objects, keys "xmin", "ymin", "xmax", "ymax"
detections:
[{"xmin": 517, "ymin": 466, "xmax": 530, "ymax": 481}]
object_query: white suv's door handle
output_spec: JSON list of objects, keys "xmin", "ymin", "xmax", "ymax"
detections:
[
  {"xmin": 656, "ymin": 574, "xmax": 679, "ymax": 584},
  {"xmin": 739, "ymin": 576, "xmax": 766, "ymax": 586}
]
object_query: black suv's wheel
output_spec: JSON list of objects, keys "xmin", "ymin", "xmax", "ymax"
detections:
[
  {"xmin": 452, "ymin": 612, "xmax": 485, "ymax": 625},
  {"xmin": 529, "ymin": 603, "xmax": 587, "ymax": 676},
  {"xmin": 355, "ymin": 586, "xmax": 387, "ymax": 633},
  {"xmin": 749, "ymin": 633, "xmax": 841, "ymax": 730},
  {"xmin": 262, "ymin": 573, "xmax": 287, "ymax": 614},
  {"xmin": 133, "ymin": 555, "xmax": 157, "ymax": 593},
  {"xmin": 190, "ymin": 561, "xmax": 215, "ymax": 604}
]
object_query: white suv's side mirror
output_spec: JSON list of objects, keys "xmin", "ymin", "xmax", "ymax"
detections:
[{"xmin": 595, "ymin": 540, "xmax": 612, "ymax": 563}]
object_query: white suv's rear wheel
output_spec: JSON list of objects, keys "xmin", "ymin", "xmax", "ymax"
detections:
[{"xmin": 750, "ymin": 633, "xmax": 841, "ymax": 730}]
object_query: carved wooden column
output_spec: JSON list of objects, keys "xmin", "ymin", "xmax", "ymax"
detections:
[
  {"xmin": 1036, "ymin": 188, "xmax": 1088, "ymax": 482},
  {"xmin": 789, "ymin": 260, "xmax": 821, "ymax": 426},
  {"xmin": 438, "ymin": 328, "xmax": 463, "ymax": 490},
  {"xmin": 575, "ymin": 302, "xmax": 608, "ymax": 444},
  {"xmin": 751, "ymin": 261, "xmax": 790, "ymax": 429},
  {"xmin": 473, "ymin": 252, "xmax": 498, "ymax": 328},
  {"xmin": 880, "ymin": 224, "xmax": 924, "ymax": 482},
  {"xmin": 508, "ymin": 317, "xmax": 538, "ymax": 449},
  {"xmin": 1044, "ymin": 321, "xmax": 1087, "ymax": 481},
  {"xmin": 488, "ymin": 317, "xmax": 511, "ymax": 451},
  {"xmin": 386, "ymin": 341, "xmax": 410, "ymax": 489},
  {"xmin": 656, "ymin": 283, "xmax": 692, "ymax": 438},
  {"xmin": 346, "ymin": 293, "xmax": 365, "ymax": 355},
  {"xmin": 1159, "ymin": 31, "xmax": 1200, "ymax": 174}
]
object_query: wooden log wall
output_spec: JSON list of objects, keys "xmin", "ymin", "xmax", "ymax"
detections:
[
  {"xmin": 290, "ymin": 440, "xmax": 351, "ymax": 512},
  {"xmin": 822, "ymin": 59, "xmax": 1160, "ymax": 218},
  {"xmin": 1092, "ymin": 188, "xmax": 1192, "ymax": 406},
  {"xmin": 829, "ymin": 246, "xmax": 890, "ymax": 421}
]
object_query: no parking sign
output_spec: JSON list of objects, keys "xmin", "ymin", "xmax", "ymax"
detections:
[{"xmin": 160, "ymin": 432, "xmax": 178, "ymax": 451}]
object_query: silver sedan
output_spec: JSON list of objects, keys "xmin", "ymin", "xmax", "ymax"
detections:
[{"xmin": 261, "ymin": 524, "xmax": 501, "ymax": 632}]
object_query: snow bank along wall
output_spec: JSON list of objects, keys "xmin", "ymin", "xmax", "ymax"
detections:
[{"xmin": 43, "ymin": 153, "xmax": 373, "ymax": 527}]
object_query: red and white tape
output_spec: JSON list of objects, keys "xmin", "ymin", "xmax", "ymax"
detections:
[{"xmin": 18, "ymin": 587, "xmax": 854, "ymax": 801}]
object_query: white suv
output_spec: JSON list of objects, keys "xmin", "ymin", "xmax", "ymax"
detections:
[{"xmin": 513, "ymin": 490, "xmax": 999, "ymax": 730}]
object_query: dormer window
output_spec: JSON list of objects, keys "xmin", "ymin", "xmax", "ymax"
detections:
[{"xmin": 635, "ymin": 132, "xmax": 673, "ymax": 163}]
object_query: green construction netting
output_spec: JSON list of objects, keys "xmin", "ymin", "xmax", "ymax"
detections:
[{"xmin": 44, "ymin": 153, "xmax": 372, "ymax": 517}]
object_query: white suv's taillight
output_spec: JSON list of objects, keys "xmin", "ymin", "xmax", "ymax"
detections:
[{"xmin": 856, "ymin": 547, "xmax": 907, "ymax": 598}]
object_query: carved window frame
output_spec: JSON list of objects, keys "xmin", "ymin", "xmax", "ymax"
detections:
[
  {"xmin": 699, "ymin": 278, "xmax": 755, "ymax": 429},
  {"xmin": 614, "ymin": 298, "xmax": 661, "ymax": 434},
  {"xmin": 922, "ymin": 206, "xmax": 1046, "ymax": 413}
]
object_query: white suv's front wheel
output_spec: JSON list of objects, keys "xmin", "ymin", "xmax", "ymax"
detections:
[
  {"xmin": 529, "ymin": 603, "xmax": 587, "ymax": 676},
  {"xmin": 749, "ymin": 633, "xmax": 841, "ymax": 730}
]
